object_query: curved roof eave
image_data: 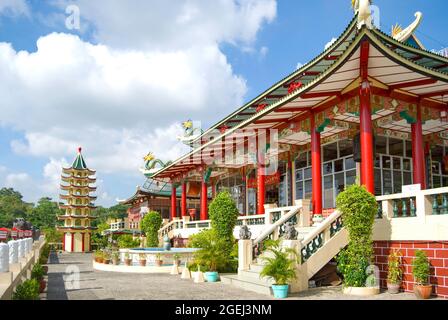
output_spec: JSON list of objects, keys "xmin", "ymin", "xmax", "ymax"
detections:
[{"xmin": 191, "ymin": 16, "xmax": 359, "ymax": 143}]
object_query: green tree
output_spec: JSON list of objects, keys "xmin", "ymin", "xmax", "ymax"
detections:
[
  {"xmin": 336, "ymin": 184, "xmax": 377, "ymax": 287},
  {"xmin": 0, "ymin": 188, "xmax": 31, "ymax": 227},
  {"xmin": 141, "ymin": 211, "xmax": 162, "ymax": 247},
  {"xmin": 117, "ymin": 234, "xmax": 140, "ymax": 248},
  {"xmin": 28, "ymin": 197, "xmax": 63, "ymax": 229},
  {"xmin": 208, "ymin": 191, "xmax": 239, "ymax": 241}
]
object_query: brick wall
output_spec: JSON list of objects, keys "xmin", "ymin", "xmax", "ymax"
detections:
[{"xmin": 374, "ymin": 241, "xmax": 448, "ymax": 298}]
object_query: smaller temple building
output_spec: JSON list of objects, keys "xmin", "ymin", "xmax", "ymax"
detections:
[{"xmin": 57, "ymin": 148, "xmax": 97, "ymax": 252}]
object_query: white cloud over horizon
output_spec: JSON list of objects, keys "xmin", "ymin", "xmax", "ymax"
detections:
[{"xmin": 0, "ymin": 0, "xmax": 278, "ymax": 206}]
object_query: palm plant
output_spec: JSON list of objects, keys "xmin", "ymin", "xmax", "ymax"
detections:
[
  {"xmin": 193, "ymin": 232, "xmax": 229, "ymax": 272},
  {"xmin": 259, "ymin": 240, "xmax": 299, "ymax": 285}
]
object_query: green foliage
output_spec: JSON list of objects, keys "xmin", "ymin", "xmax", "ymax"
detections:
[
  {"xmin": 12, "ymin": 279, "xmax": 40, "ymax": 300},
  {"xmin": 412, "ymin": 250, "xmax": 430, "ymax": 285},
  {"xmin": 28, "ymin": 197, "xmax": 63, "ymax": 229},
  {"xmin": 208, "ymin": 191, "xmax": 239, "ymax": 241},
  {"xmin": 42, "ymin": 227, "xmax": 63, "ymax": 244},
  {"xmin": 39, "ymin": 243, "xmax": 50, "ymax": 265},
  {"xmin": 117, "ymin": 234, "xmax": 140, "ymax": 248},
  {"xmin": 187, "ymin": 261, "xmax": 210, "ymax": 272},
  {"xmin": 31, "ymin": 263, "xmax": 45, "ymax": 281},
  {"xmin": 0, "ymin": 188, "xmax": 32, "ymax": 228},
  {"xmin": 191, "ymin": 230, "xmax": 229, "ymax": 272},
  {"xmin": 259, "ymin": 240, "xmax": 298, "ymax": 285},
  {"xmin": 387, "ymin": 250, "xmax": 403, "ymax": 284},
  {"xmin": 335, "ymin": 184, "xmax": 377, "ymax": 287},
  {"xmin": 140, "ymin": 211, "xmax": 163, "ymax": 247}
]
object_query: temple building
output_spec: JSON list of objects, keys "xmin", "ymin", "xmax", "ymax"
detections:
[
  {"xmin": 150, "ymin": 11, "xmax": 448, "ymax": 221},
  {"xmin": 57, "ymin": 148, "xmax": 97, "ymax": 252},
  {"xmin": 148, "ymin": 6, "xmax": 448, "ymax": 298}
]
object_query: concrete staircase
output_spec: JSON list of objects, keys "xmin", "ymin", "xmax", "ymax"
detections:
[
  {"xmin": 221, "ymin": 209, "xmax": 348, "ymax": 296},
  {"xmin": 221, "ymin": 226, "xmax": 317, "ymax": 295}
]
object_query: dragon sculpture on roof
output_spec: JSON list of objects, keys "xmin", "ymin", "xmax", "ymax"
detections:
[
  {"xmin": 177, "ymin": 119, "xmax": 203, "ymax": 147},
  {"xmin": 391, "ymin": 12, "xmax": 424, "ymax": 49},
  {"xmin": 140, "ymin": 152, "xmax": 173, "ymax": 177}
]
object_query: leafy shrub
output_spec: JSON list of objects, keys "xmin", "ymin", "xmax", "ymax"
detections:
[
  {"xmin": 387, "ymin": 250, "xmax": 403, "ymax": 285},
  {"xmin": 117, "ymin": 234, "xmax": 140, "ymax": 249},
  {"xmin": 140, "ymin": 211, "xmax": 162, "ymax": 247},
  {"xmin": 192, "ymin": 231, "xmax": 229, "ymax": 272},
  {"xmin": 259, "ymin": 240, "xmax": 298, "ymax": 285},
  {"xmin": 31, "ymin": 263, "xmax": 44, "ymax": 281},
  {"xmin": 39, "ymin": 243, "xmax": 50, "ymax": 264},
  {"xmin": 208, "ymin": 191, "xmax": 239, "ymax": 241},
  {"xmin": 335, "ymin": 184, "xmax": 377, "ymax": 287},
  {"xmin": 12, "ymin": 279, "xmax": 40, "ymax": 300},
  {"xmin": 413, "ymin": 250, "xmax": 430, "ymax": 285}
]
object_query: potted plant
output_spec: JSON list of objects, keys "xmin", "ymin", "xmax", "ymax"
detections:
[
  {"xmin": 173, "ymin": 253, "xmax": 181, "ymax": 266},
  {"xmin": 259, "ymin": 240, "xmax": 298, "ymax": 299},
  {"xmin": 12, "ymin": 279, "xmax": 40, "ymax": 300},
  {"xmin": 139, "ymin": 253, "xmax": 147, "ymax": 266},
  {"xmin": 31, "ymin": 263, "xmax": 46, "ymax": 293},
  {"xmin": 94, "ymin": 250, "xmax": 104, "ymax": 263},
  {"xmin": 192, "ymin": 233, "xmax": 228, "ymax": 283},
  {"xmin": 103, "ymin": 251, "xmax": 111, "ymax": 264},
  {"xmin": 124, "ymin": 252, "xmax": 132, "ymax": 266},
  {"xmin": 112, "ymin": 251, "xmax": 120, "ymax": 265},
  {"xmin": 412, "ymin": 250, "xmax": 432, "ymax": 299},
  {"xmin": 386, "ymin": 250, "xmax": 403, "ymax": 294},
  {"xmin": 155, "ymin": 253, "xmax": 163, "ymax": 267}
]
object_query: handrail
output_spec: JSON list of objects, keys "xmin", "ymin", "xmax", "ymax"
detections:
[
  {"xmin": 301, "ymin": 210, "xmax": 342, "ymax": 246},
  {"xmin": 254, "ymin": 206, "xmax": 301, "ymax": 246}
]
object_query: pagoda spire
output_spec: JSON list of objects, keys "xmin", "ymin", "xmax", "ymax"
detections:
[{"xmin": 57, "ymin": 147, "xmax": 97, "ymax": 253}]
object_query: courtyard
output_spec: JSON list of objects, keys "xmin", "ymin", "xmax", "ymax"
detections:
[{"xmin": 40, "ymin": 252, "xmax": 423, "ymax": 301}]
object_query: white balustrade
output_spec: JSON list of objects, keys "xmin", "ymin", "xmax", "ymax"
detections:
[
  {"xmin": 0, "ymin": 243, "xmax": 9, "ymax": 272},
  {"xmin": 8, "ymin": 241, "xmax": 18, "ymax": 264},
  {"xmin": 18, "ymin": 239, "xmax": 25, "ymax": 258}
]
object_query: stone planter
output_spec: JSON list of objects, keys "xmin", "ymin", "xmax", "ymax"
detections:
[
  {"xmin": 139, "ymin": 260, "xmax": 147, "ymax": 267},
  {"xmin": 387, "ymin": 282, "xmax": 400, "ymax": 294},
  {"xmin": 124, "ymin": 259, "xmax": 132, "ymax": 266},
  {"xmin": 155, "ymin": 260, "xmax": 163, "ymax": 267},
  {"xmin": 343, "ymin": 286, "xmax": 380, "ymax": 296},
  {"xmin": 414, "ymin": 285, "xmax": 432, "ymax": 299},
  {"xmin": 112, "ymin": 258, "xmax": 120, "ymax": 265}
]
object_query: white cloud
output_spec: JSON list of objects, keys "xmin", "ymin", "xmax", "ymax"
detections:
[
  {"xmin": 0, "ymin": 0, "xmax": 30, "ymax": 17},
  {"xmin": 324, "ymin": 37, "xmax": 337, "ymax": 50},
  {"xmin": 0, "ymin": 1, "xmax": 277, "ymax": 205}
]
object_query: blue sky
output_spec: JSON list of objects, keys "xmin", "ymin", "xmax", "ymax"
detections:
[{"xmin": 0, "ymin": 0, "xmax": 447, "ymax": 207}]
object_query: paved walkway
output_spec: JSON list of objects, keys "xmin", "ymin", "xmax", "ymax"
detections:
[{"xmin": 40, "ymin": 251, "xmax": 423, "ymax": 300}]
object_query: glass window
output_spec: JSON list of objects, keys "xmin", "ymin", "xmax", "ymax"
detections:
[
  {"xmin": 296, "ymin": 153, "xmax": 307, "ymax": 169},
  {"xmin": 382, "ymin": 156, "xmax": 391, "ymax": 169},
  {"xmin": 334, "ymin": 172, "xmax": 345, "ymax": 196},
  {"xmin": 389, "ymin": 138, "xmax": 404, "ymax": 157},
  {"xmin": 323, "ymin": 176, "xmax": 334, "ymax": 209},
  {"xmin": 334, "ymin": 159, "xmax": 344, "ymax": 172},
  {"xmin": 393, "ymin": 171, "xmax": 402, "ymax": 193},
  {"xmin": 304, "ymin": 180, "xmax": 312, "ymax": 199},
  {"xmin": 304, "ymin": 167, "xmax": 312, "ymax": 180},
  {"xmin": 345, "ymin": 157, "xmax": 356, "ymax": 170},
  {"xmin": 339, "ymin": 139, "xmax": 353, "ymax": 158},
  {"xmin": 403, "ymin": 172, "xmax": 412, "ymax": 186},
  {"xmin": 374, "ymin": 169, "xmax": 382, "ymax": 196},
  {"xmin": 405, "ymin": 140, "xmax": 412, "ymax": 158},
  {"xmin": 323, "ymin": 162, "xmax": 333, "ymax": 175},
  {"xmin": 323, "ymin": 142, "xmax": 338, "ymax": 162},
  {"xmin": 403, "ymin": 158, "xmax": 412, "ymax": 171},
  {"xmin": 376, "ymin": 135, "xmax": 387, "ymax": 154},
  {"xmin": 383, "ymin": 170, "xmax": 392, "ymax": 195},
  {"xmin": 296, "ymin": 180, "xmax": 304, "ymax": 200},
  {"xmin": 296, "ymin": 169, "xmax": 303, "ymax": 181},
  {"xmin": 346, "ymin": 170, "xmax": 356, "ymax": 187},
  {"xmin": 393, "ymin": 158, "xmax": 401, "ymax": 170},
  {"xmin": 433, "ymin": 175, "xmax": 441, "ymax": 188}
]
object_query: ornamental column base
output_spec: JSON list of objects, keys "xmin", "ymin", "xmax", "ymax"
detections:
[{"xmin": 312, "ymin": 214, "xmax": 324, "ymax": 226}]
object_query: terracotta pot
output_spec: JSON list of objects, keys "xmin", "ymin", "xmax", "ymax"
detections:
[
  {"xmin": 124, "ymin": 259, "xmax": 132, "ymax": 266},
  {"xmin": 414, "ymin": 285, "xmax": 432, "ymax": 299},
  {"xmin": 112, "ymin": 258, "xmax": 120, "ymax": 265},
  {"xmin": 97, "ymin": 258, "xmax": 104, "ymax": 264},
  {"xmin": 43, "ymin": 266, "xmax": 48, "ymax": 274},
  {"xmin": 387, "ymin": 282, "xmax": 400, "ymax": 294},
  {"xmin": 139, "ymin": 260, "xmax": 147, "ymax": 267},
  {"xmin": 155, "ymin": 260, "xmax": 163, "ymax": 267},
  {"xmin": 39, "ymin": 280, "xmax": 46, "ymax": 293},
  {"xmin": 104, "ymin": 259, "xmax": 110, "ymax": 265}
]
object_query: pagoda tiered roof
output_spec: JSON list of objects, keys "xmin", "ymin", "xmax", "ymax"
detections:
[
  {"xmin": 59, "ymin": 204, "xmax": 97, "ymax": 210},
  {"xmin": 61, "ymin": 175, "xmax": 96, "ymax": 183},
  {"xmin": 60, "ymin": 184, "xmax": 97, "ymax": 191},
  {"xmin": 59, "ymin": 194, "xmax": 98, "ymax": 201},
  {"xmin": 57, "ymin": 226, "xmax": 98, "ymax": 231},
  {"xmin": 150, "ymin": 12, "xmax": 448, "ymax": 181},
  {"xmin": 57, "ymin": 214, "xmax": 97, "ymax": 220}
]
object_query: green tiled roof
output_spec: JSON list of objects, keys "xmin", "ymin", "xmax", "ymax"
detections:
[{"xmin": 71, "ymin": 148, "xmax": 89, "ymax": 170}]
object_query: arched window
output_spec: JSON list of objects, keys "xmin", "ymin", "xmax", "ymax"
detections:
[{"xmin": 75, "ymin": 219, "xmax": 81, "ymax": 227}]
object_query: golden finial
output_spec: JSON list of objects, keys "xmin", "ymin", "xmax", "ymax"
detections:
[
  {"xmin": 143, "ymin": 152, "xmax": 154, "ymax": 162},
  {"xmin": 392, "ymin": 23, "xmax": 403, "ymax": 37}
]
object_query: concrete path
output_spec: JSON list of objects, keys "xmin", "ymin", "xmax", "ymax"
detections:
[{"xmin": 40, "ymin": 251, "xmax": 426, "ymax": 300}]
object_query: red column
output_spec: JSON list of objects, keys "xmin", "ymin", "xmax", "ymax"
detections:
[
  {"xmin": 71, "ymin": 233, "xmax": 74, "ymax": 252},
  {"xmin": 311, "ymin": 115, "xmax": 322, "ymax": 216},
  {"xmin": 359, "ymin": 41, "xmax": 375, "ymax": 194},
  {"xmin": 81, "ymin": 233, "xmax": 85, "ymax": 252},
  {"xmin": 411, "ymin": 105, "xmax": 426, "ymax": 189},
  {"xmin": 171, "ymin": 184, "xmax": 177, "ymax": 220},
  {"xmin": 181, "ymin": 183, "xmax": 187, "ymax": 217},
  {"xmin": 200, "ymin": 180, "xmax": 208, "ymax": 220},
  {"xmin": 257, "ymin": 154, "xmax": 266, "ymax": 215}
]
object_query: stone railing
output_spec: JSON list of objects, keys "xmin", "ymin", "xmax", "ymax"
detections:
[
  {"xmin": 374, "ymin": 187, "xmax": 448, "ymax": 241},
  {"xmin": 0, "ymin": 236, "xmax": 46, "ymax": 300}
]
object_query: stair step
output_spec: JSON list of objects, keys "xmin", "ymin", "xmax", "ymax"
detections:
[
  {"xmin": 239, "ymin": 269, "xmax": 273, "ymax": 285},
  {"xmin": 249, "ymin": 263, "xmax": 265, "ymax": 273},
  {"xmin": 221, "ymin": 274, "xmax": 273, "ymax": 296}
]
